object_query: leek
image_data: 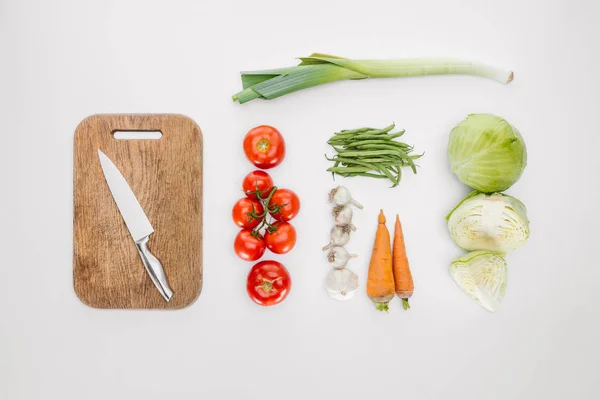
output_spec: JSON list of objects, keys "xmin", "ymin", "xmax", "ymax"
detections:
[{"xmin": 233, "ymin": 53, "xmax": 514, "ymax": 103}]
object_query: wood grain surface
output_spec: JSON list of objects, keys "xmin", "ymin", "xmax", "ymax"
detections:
[{"xmin": 73, "ymin": 114, "xmax": 203, "ymax": 309}]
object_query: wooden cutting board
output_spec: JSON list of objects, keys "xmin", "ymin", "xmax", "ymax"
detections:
[{"xmin": 73, "ymin": 114, "xmax": 203, "ymax": 309}]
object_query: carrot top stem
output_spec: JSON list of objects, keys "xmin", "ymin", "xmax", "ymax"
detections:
[
  {"xmin": 402, "ymin": 298, "xmax": 410, "ymax": 310},
  {"xmin": 375, "ymin": 302, "xmax": 390, "ymax": 313}
]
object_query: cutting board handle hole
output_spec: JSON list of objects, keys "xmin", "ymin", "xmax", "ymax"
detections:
[{"xmin": 113, "ymin": 130, "xmax": 163, "ymax": 140}]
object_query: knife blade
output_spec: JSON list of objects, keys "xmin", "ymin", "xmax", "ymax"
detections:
[{"xmin": 98, "ymin": 150, "xmax": 174, "ymax": 302}]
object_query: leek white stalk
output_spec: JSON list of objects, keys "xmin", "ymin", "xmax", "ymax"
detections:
[{"xmin": 233, "ymin": 54, "xmax": 514, "ymax": 103}]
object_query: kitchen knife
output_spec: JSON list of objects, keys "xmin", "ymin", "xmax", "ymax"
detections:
[{"xmin": 98, "ymin": 149, "xmax": 174, "ymax": 302}]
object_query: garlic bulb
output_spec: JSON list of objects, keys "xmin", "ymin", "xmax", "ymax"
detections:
[
  {"xmin": 332, "ymin": 205, "xmax": 355, "ymax": 230},
  {"xmin": 322, "ymin": 225, "xmax": 352, "ymax": 250},
  {"xmin": 328, "ymin": 186, "xmax": 363, "ymax": 209},
  {"xmin": 326, "ymin": 269, "xmax": 359, "ymax": 301},
  {"xmin": 327, "ymin": 246, "xmax": 357, "ymax": 269}
]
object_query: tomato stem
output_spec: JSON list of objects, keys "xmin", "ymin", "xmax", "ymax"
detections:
[
  {"xmin": 256, "ymin": 138, "xmax": 271, "ymax": 153},
  {"xmin": 252, "ymin": 186, "xmax": 278, "ymax": 235},
  {"xmin": 257, "ymin": 277, "xmax": 282, "ymax": 293}
]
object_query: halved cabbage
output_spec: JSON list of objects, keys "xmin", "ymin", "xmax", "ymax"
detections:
[
  {"xmin": 447, "ymin": 191, "xmax": 529, "ymax": 252},
  {"xmin": 450, "ymin": 251, "xmax": 507, "ymax": 312}
]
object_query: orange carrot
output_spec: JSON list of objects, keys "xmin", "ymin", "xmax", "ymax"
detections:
[
  {"xmin": 393, "ymin": 214, "xmax": 414, "ymax": 310},
  {"xmin": 366, "ymin": 210, "xmax": 395, "ymax": 312}
]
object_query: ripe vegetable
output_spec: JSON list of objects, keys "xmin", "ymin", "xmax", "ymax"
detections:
[
  {"xmin": 264, "ymin": 222, "xmax": 296, "ymax": 254},
  {"xmin": 326, "ymin": 269, "xmax": 359, "ymax": 301},
  {"xmin": 242, "ymin": 170, "xmax": 274, "ymax": 200},
  {"xmin": 448, "ymin": 114, "xmax": 527, "ymax": 193},
  {"xmin": 392, "ymin": 215, "xmax": 414, "ymax": 310},
  {"xmin": 449, "ymin": 251, "xmax": 507, "ymax": 312},
  {"xmin": 232, "ymin": 198, "xmax": 264, "ymax": 229},
  {"xmin": 234, "ymin": 177, "xmax": 301, "ymax": 261},
  {"xmin": 328, "ymin": 186, "xmax": 363, "ymax": 209},
  {"xmin": 247, "ymin": 260, "xmax": 291, "ymax": 306},
  {"xmin": 327, "ymin": 246, "xmax": 357, "ymax": 269},
  {"xmin": 447, "ymin": 191, "xmax": 530, "ymax": 253},
  {"xmin": 269, "ymin": 189, "xmax": 301, "ymax": 222},
  {"xmin": 234, "ymin": 230, "xmax": 266, "ymax": 261},
  {"xmin": 243, "ymin": 125, "xmax": 286, "ymax": 169},
  {"xmin": 366, "ymin": 210, "xmax": 395, "ymax": 312},
  {"xmin": 233, "ymin": 54, "xmax": 513, "ymax": 104}
]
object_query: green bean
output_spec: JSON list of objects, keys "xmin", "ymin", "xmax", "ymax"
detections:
[
  {"xmin": 356, "ymin": 172, "xmax": 388, "ymax": 179},
  {"xmin": 326, "ymin": 156, "xmax": 381, "ymax": 170},
  {"xmin": 327, "ymin": 166, "xmax": 373, "ymax": 173},
  {"xmin": 354, "ymin": 144, "xmax": 410, "ymax": 152},
  {"xmin": 395, "ymin": 167, "xmax": 402, "ymax": 184},
  {"xmin": 335, "ymin": 127, "xmax": 374, "ymax": 135},
  {"xmin": 353, "ymin": 131, "xmax": 405, "ymax": 141},
  {"xmin": 335, "ymin": 171, "xmax": 388, "ymax": 179},
  {"xmin": 378, "ymin": 166, "xmax": 398, "ymax": 187},
  {"xmin": 345, "ymin": 139, "xmax": 411, "ymax": 148},
  {"xmin": 405, "ymin": 156, "xmax": 417, "ymax": 174},
  {"xmin": 387, "ymin": 166, "xmax": 400, "ymax": 184},
  {"xmin": 337, "ymin": 149, "xmax": 404, "ymax": 157},
  {"xmin": 357, "ymin": 158, "xmax": 396, "ymax": 163},
  {"xmin": 332, "ymin": 158, "xmax": 340, "ymax": 179},
  {"xmin": 330, "ymin": 135, "xmax": 386, "ymax": 144},
  {"xmin": 336, "ymin": 123, "xmax": 396, "ymax": 136},
  {"xmin": 328, "ymin": 133, "xmax": 358, "ymax": 142},
  {"xmin": 331, "ymin": 128, "xmax": 399, "ymax": 141},
  {"xmin": 357, "ymin": 124, "xmax": 396, "ymax": 135}
]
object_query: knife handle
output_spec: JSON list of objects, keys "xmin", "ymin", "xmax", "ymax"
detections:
[{"xmin": 135, "ymin": 235, "xmax": 174, "ymax": 302}]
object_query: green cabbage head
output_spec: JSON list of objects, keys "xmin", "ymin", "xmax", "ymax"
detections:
[
  {"xmin": 447, "ymin": 191, "xmax": 530, "ymax": 253},
  {"xmin": 448, "ymin": 114, "xmax": 527, "ymax": 193},
  {"xmin": 450, "ymin": 251, "xmax": 507, "ymax": 312}
]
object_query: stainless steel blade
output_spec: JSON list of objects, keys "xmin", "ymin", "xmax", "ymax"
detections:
[{"xmin": 98, "ymin": 150, "xmax": 154, "ymax": 241}]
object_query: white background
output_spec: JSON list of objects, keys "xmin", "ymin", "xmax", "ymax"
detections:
[{"xmin": 1, "ymin": 0, "xmax": 599, "ymax": 399}]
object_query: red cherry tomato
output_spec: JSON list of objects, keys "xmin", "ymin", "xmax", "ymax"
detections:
[
  {"xmin": 243, "ymin": 125, "xmax": 286, "ymax": 169},
  {"xmin": 269, "ymin": 189, "xmax": 301, "ymax": 222},
  {"xmin": 232, "ymin": 198, "xmax": 264, "ymax": 229},
  {"xmin": 246, "ymin": 260, "xmax": 291, "ymax": 306},
  {"xmin": 242, "ymin": 170, "xmax": 274, "ymax": 200},
  {"xmin": 234, "ymin": 229, "xmax": 266, "ymax": 261},
  {"xmin": 264, "ymin": 222, "xmax": 296, "ymax": 254}
]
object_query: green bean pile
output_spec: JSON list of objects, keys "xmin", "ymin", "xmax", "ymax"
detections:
[{"xmin": 325, "ymin": 123, "xmax": 422, "ymax": 187}]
